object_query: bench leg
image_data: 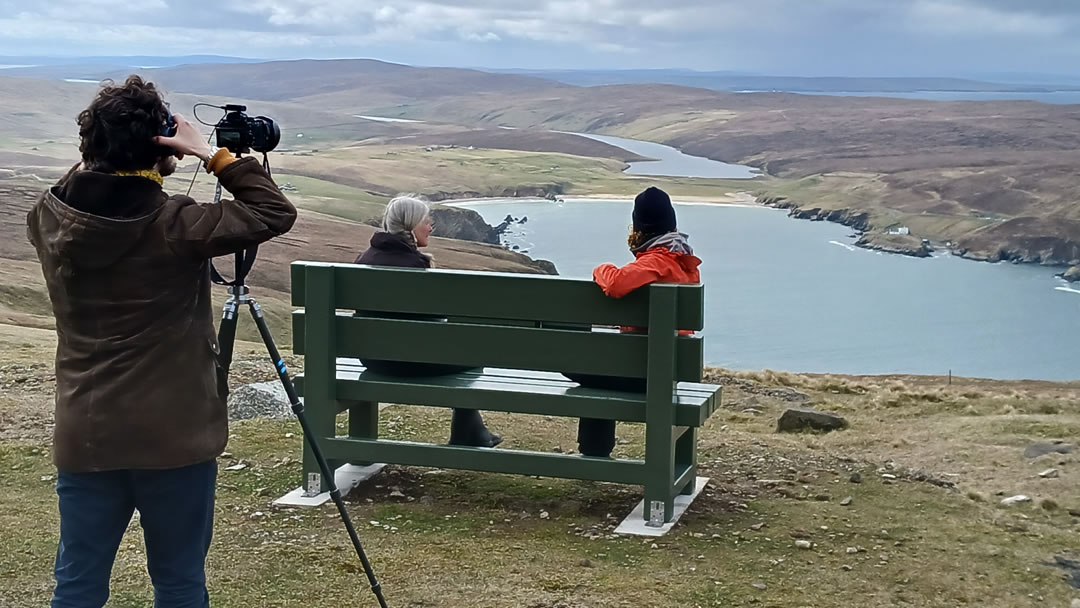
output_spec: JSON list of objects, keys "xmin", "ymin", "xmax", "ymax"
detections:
[
  {"xmin": 675, "ymin": 427, "xmax": 698, "ymax": 496},
  {"xmin": 347, "ymin": 400, "xmax": 379, "ymax": 466},
  {"xmin": 644, "ymin": 479, "xmax": 676, "ymax": 525},
  {"xmin": 644, "ymin": 427, "xmax": 676, "ymax": 525},
  {"xmin": 302, "ymin": 398, "xmax": 342, "ymax": 495}
]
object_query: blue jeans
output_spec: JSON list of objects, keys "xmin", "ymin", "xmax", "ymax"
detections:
[{"xmin": 51, "ymin": 459, "xmax": 217, "ymax": 608}]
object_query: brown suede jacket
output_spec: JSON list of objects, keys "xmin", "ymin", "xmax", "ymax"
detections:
[{"xmin": 26, "ymin": 156, "xmax": 297, "ymax": 472}]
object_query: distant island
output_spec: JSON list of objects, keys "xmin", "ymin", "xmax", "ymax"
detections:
[{"xmin": 488, "ymin": 69, "xmax": 1080, "ymax": 95}]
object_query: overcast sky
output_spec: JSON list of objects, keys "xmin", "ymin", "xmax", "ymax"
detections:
[{"xmin": 1, "ymin": 0, "xmax": 1078, "ymax": 76}]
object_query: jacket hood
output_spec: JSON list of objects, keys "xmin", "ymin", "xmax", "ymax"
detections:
[
  {"xmin": 35, "ymin": 171, "xmax": 164, "ymax": 271},
  {"xmin": 633, "ymin": 232, "xmax": 701, "ymax": 273},
  {"xmin": 633, "ymin": 231, "xmax": 695, "ymax": 256}
]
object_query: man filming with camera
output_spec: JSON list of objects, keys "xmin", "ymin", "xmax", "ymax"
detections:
[{"xmin": 26, "ymin": 75, "xmax": 297, "ymax": 607}]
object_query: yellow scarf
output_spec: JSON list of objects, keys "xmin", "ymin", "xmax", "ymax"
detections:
[{"xmin": 113, "ymin": 169, "xmax": 163, "ymax": 186}]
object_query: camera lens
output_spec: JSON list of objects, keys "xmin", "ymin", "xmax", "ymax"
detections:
[
  {"xmin": 253, "ymin": 116, "xmax": 280, "ymax": 154},
  {"xmin": 214, "ymin": 106, "xmax": 279, "ymax": 154}
]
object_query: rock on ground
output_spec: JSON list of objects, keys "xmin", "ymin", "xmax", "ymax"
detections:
[
  {"xmin": 227, "ymin": 381, "xmax": 293, "ymax": 421},
  {"xmin": 1024, "ymin": 443, "xmax": 1074, "ymax": 459},
  {"xmin": 777, "ymin": 407, "xmax": 849, "ymax": 433}
]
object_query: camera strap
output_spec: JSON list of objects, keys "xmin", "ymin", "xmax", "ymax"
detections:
[{"xmin": 210, "ymin": 246, "xmax": 259, "ymax": 286}]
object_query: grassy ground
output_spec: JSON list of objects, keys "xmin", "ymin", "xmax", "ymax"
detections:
[{"xmin": 1, "ymin": 330, "xmax": 1078, "ymax": 607}]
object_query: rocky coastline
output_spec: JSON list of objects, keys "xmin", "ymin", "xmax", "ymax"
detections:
[
  {"xmin": 758, "ymin": 195, "xmax": 1080, "ymax": 268},
  {"xmin": 431, "ymin": 192, "xmax": 1077, "ymax": 276},
  {"xmin": 424, "ymin": 205, "xmax": 558, "ymax": 275},
  {"xmin": 758, "ymin": 196, "xmax": 872, "ymax": 233},
  {"xmin": 854, "ymin": 233, "xmax": 932, "ymax": 258}
]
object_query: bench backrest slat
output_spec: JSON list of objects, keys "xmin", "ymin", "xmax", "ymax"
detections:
[
  {"xmin": 291, "ymin": 262, "xmax": 705, "ymax": 331},
  {"xmin": 291, "ymin": 262, "xmax": 707, "ymax": 383},
  {"xmin": 292, "ymin": 312, "xmax": 704, "ymax": 380}
]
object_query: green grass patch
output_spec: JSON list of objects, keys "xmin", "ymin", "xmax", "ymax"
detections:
[{"xmin": 4, "ymin": 406, "xmax": 1078, "ymax": 607}]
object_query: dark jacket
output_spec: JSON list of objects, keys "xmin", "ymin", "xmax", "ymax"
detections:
[
  {"xmin": 26, "ymin": 157, "xmax": 297, "ymax": 473},
  {"xmin": 351, "ymin": 231, "xmax": 469, "ymax": 375},
  {"xmin": 355, "ymin": 232, "xmax": 430, "ymax": 268}
]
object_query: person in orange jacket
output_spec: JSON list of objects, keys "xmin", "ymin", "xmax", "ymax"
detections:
[
  {"xmin": 593, "ymin": 187, "xmax": 701, "ymax": 299},
  {"xmin": 567, "ymin": 186, "xmax": 702, "ymax": 457}
]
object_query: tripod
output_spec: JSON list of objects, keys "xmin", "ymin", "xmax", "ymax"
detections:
[{"xmin": 214, "ymin": 248, "xmax": 389, "ymax": 608}]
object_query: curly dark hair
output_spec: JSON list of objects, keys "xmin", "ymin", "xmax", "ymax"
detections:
[
  {"xmin": 77, "ymin": 75, "xmax": 171, "ymax": 172},
  {"xmin": 627, "ymin": 226, "xmax": 668, "ymax": 251}
]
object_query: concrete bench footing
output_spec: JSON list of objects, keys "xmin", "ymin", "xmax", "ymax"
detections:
[
  {"xmin": 614, "ymin": 477, "xmax": 709, "ymax": 537},
  {"xmin": 273, "ymin": 463, "xmax": 386, "ymax": 508}
]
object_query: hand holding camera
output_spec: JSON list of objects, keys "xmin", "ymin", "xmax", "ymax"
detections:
[{"xmin": 154, "ymin": 113, "xmax": 215, "ymax": 162}]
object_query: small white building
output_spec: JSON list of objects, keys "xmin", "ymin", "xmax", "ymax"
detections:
[{"xmin": 888, "ymin": 226, "xmax": 911, "ymax": 235}]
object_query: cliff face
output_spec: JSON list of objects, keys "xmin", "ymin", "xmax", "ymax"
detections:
[
  {"xmin": 951, "ymin": 217, "xmax": 1080, "ymax": 266},
  {"xmin": 759, "ymin": 196, "xmax": 1080, "ymax": 267},
  {"xmin": 428, "ymin": 206, "xmax": 557, "ymax": 275},
  {"xmin": 428, "ymin": 207, "xmax": 502, "ymax": 245},
  {"xmin": 759, "ymin": 196, "xmax": 871, "ymax": 232}
]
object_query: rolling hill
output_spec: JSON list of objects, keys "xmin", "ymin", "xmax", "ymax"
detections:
[{"xmin": 3, "ymin": 58, "xmax": 1080, "ymax": 270}]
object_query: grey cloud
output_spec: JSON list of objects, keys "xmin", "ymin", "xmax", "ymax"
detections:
[{"xmin": 0, "ymin": 0, "xmax": 1077, "ymax": 75}]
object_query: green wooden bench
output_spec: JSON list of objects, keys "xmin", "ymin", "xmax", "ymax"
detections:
[{"xmin": 284, "ymin": 261, "xmax": 721, "ymax": 527}]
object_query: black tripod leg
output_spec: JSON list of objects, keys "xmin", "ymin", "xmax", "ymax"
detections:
[
  {"xmin": 245, "ymin": 298, "xmax": 388, "ymax": 608},
  {"xmin": 217, "ymin": 294, "xmax": 240, "ymax": 378}
]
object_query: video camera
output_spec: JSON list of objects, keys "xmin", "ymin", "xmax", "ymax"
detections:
[{"xmin": 215, "ymin": 104, "xmax": 280, "ymax": 155}]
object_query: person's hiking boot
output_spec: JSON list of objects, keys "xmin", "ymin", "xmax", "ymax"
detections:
[
  {"xmin": 577, "ymin": 418, "xmax": 616, "ymax": 457},
  {"xmin": 448, "ymin": 408, "xmax": 503, "ymax": 448}
]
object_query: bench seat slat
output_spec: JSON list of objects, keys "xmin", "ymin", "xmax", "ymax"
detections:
[
  {"xmin": 331, "ymin": 362, "xmax": 720, "ymax": 398},
  {"xmin": 319, "ymin": 437, "xmax": 646, "ymax": 484},
  {"xmin": 294, "ymin": 365, "xmax": 721, "ymax": 427}
]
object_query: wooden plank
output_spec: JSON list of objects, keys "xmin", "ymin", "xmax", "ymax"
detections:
[
  {"xmin": 644, "ymin": 284, "xmax": 679, "ymax": 523},
  {"xmin": 319, "ymin": 437, "xmax": 647, "ymax": 484},
  {"xmin": 290, "ymin": 262, "xmax": 704, "ymax": 331},
  {"xmin": 301, "ymin": 263, "xmax": 342, "ymax": 493},
  {"xmin": 292, "ymin": 372, "xmax": 720, "ymax": 427},
  {"xmin": 292, "ymin": 313, "xmax": 704, "ymax": 380},
  {"xmin": 290, "ymin": 262, "xmax": 306, "ymax": 307}
]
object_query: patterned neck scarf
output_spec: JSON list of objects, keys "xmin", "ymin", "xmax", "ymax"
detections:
[{"xmin": 112, "ymin": 169, "xmax": 163, "ymax": 186}]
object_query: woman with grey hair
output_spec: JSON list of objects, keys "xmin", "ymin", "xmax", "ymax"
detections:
[
  {"xmin": 355, "ymin": 194, "xmax": 435, "ymax": 268},
  {"xmin": 354, "ymin": 194, "xmax": 502, "ymax": 447}
]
